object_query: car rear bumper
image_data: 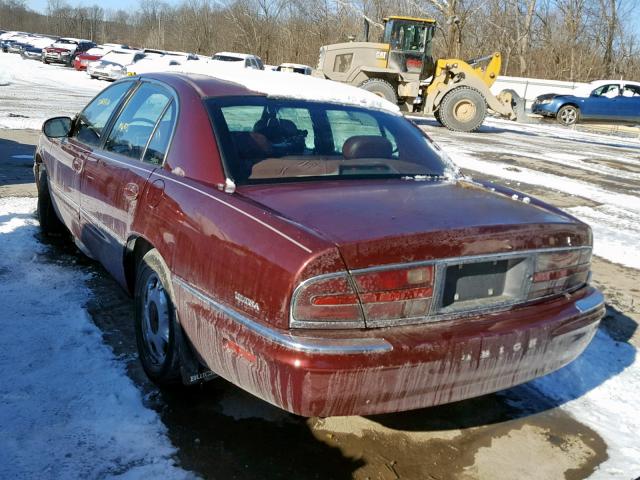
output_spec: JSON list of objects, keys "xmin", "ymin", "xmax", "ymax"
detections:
[
  {"xmin": 89, "ymin": 69, "xmax": 122, "ymax": 80},
  {"xmin": 175, "ymin": 280, "xmax": 604, "ymax": 417}
]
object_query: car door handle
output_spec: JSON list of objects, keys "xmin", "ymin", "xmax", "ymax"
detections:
[
  {"xmin": 123, "ymin": 182, "xmax": 139, "ymax": 201},
  {"xmin": 72, "ymin": 157, "xmax": 83, "ymax": 173}
]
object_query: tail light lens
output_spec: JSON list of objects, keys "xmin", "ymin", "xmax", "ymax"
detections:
[
  {"xmin": 292, "ymin": 274, "xmax": 364, "ymax": 327},
  {"xmin": 528, "ymin": 248, "xmax": 591, "ymax": 299},
  {"xmin": 353, "ymin": 266, "xmax": 434, "ymax": 323},
  {"xmin": 291, "ymin": 266, "xmax": 434, "ymax": 328}
]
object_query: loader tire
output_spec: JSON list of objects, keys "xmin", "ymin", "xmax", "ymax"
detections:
[
  {"xmin": 439, "ymin": 86, "xmax": 487, "ymax": 133},
  {"xmin": 434, "ymin": 109, "xmax": 443, "ymax": 126},
  {"xmin": 359, "ymin": 78, "xmax": 399, "ymax": 104}
]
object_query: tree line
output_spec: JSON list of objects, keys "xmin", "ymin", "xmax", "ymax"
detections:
[{"xmin": 1, "ymin": 0, "xmax": 638, "ymax": 81}]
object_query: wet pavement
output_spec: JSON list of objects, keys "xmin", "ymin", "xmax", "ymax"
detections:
[{"xmin": 1, "ymin": 127, "xmax": 637, "ymax": 479}]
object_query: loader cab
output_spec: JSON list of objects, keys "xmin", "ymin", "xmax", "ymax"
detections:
[{"xmin": 382, "ymin": 16, "xmax": 436, "ymax": 79}]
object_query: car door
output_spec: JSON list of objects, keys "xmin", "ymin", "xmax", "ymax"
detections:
[
  {"xmin": 80, "ymin": 81, "xmax": 176, "ymax": 283},
  {"xmin": 581, "ymin": 83, "xmax": 621, "ymax": 121},
  {"xmin": 619, "ymin": 84, "xmax": 640, "ymax": 123},
  {"xmin": 48, "ymin": 81, "xmax": 135, "ymax": 237}
]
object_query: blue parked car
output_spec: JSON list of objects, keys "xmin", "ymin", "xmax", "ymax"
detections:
[{"xmin": 532, "ymin": 80, "xmax": 640, "ymax": 126}]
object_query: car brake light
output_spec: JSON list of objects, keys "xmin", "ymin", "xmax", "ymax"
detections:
[
  {"xmin": 352, "ymin": 266, "xmax": 434, "ymax": 322},
  {"xmin": 292, "ymin": 274, "xmax": 364, "ymax": 326},
  {"xmin": 528, "ymin": 248, "xmax": 591, "ymax": 299},
  {"xmin": 291, "ymin": 266, "xmax": 434, "ymax": 327}
]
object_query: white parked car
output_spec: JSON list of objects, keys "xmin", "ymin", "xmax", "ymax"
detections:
[
  {"xmin": 276, "ymin": 63, "xmax": 313, "ymax": 75},
  {"xmin": 87, "ymin": 49, "xmax": 145, "ymax": 81},
  {"xmin": 125, "ymin": 51, "xmax": 199, "ymax": 76},
  {"xmin": 211, "ymin": 51, "xmax": 264, "ymax": 70}
]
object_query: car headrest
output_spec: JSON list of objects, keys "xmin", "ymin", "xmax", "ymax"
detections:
[
  {"xmin": 342, "ymin": 136, "xmax": 393, "ymax": 160},
  {"xmin": 231, "ymin": 132, "xmax": 272, "ymax": 160}
]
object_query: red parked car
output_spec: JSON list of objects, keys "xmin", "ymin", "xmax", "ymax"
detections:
[
  {"xmin": 43, "ymin": 38, "xmax": 96, "ymax": 66},
  {"xmin": 34, "ymin": 73, "xmax": 604, "ymax": 417},
  {"xmin": 73, "ymin": 44, "xmax": 132, "ymax": 71}
]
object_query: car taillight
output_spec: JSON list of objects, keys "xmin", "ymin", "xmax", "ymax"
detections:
[
  {"xmin": 292, "ymin": 274, "xmax": 364, "ymax": 327},
  {"xmin": 352, "ymin": 266, "xmax": 434, "ymax": 322},
  {"xmin": 291, "ymin": 266, "xmax": 435, "ymax": 328},
  {"xmin": 528, "ymin": 248, "xmax": 591, "ymax": 299}
]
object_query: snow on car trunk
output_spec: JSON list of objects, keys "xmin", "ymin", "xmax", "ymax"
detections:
[{"xmin": 0, "ymin": 197, "xmax": 192, "ymax": 479}]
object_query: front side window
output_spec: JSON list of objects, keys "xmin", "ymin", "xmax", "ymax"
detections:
[
  {"xmin": 74, "ymin": 81, "xmax": 134, "ymax": 147},
  {"xmin": 104, "ymin": 83, "xmax": 172, "ymax": 160},
  {"xmin": 592, "ymin": 84, "xmax": 620, "ymax": 98},
  {"xmin": 208, "ymin": 97, "xmax": 449, "ymax": 184}
]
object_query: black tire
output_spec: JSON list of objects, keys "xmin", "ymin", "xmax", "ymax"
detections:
[
  {"xmin": 359, "ymin": 78, "xmax": 399, "ymax": 104},
  {"xmin": 438, "ymin": 86, "xmax": 487, "ymax": 133},
  {"xmin": 36, "ymin": 167, "xmax": 65, "ymax": 235},
  {"xmin": 556, "ymin": 105, "xmax": 580, "ymax": 126},
  {"xmin": 434, "ymin": 109, "xmax": 443, "ymax": 126},
  {"xmin": 134, "ymin": 249, "xmax": 182, "ymax": 386}
]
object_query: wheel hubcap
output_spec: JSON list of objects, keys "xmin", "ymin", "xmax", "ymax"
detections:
[
  {"xmin": 453, "ymin": 99, "xmax": 476, "ymax": 122},
  {"xmin": 142, "ymin": 273, "xmax": 170, "ymax": 366},
  {"xmin": 560, "ymin": 108, "xmax": 577, "ymax": 124}
]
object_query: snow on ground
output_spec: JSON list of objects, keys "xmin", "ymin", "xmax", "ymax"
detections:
[
  {"xmin": 522, "ymin": 329, "xmax": 640, "ymax": 478},
  {"xmin": 0, "ymin": 53, "xmax": 102, "ymax": 129},
  {"xmin": 0, "ymin": 197, "xmax": 193, "ymax": 479},
  {"xmin": 567, "ymin": 205, "xmax": 640, "ymax": 270}
]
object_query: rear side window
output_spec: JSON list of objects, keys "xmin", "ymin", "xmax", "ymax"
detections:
[
  {"xmin": 104, "ymin": 83, "xmax": 172, "ymax": 160},
  {"xmin": 143, "ymin": 101, "xmax": 177, "ymax": 165},
  {"xmin": 74, "ymin": 81, "xmax": 133, "ymax": 147}
]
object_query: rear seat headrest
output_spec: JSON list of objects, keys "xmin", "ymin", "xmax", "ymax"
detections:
[{"xmin": 342, "ymin": 135, "xmax": 393, "ymax": 159}]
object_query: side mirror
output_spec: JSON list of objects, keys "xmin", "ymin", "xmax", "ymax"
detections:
[{"xmin": 43, "ymin": 116, "xmax": 72, "ymax": 138}]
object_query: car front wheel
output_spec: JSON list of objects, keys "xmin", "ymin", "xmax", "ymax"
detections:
[
  {"xmin": 557, "ymin": 105, "xmax": 579, "ymax": 126},
  {"xmin": 36, "ymin": 167, "xmax": 65, "ymax": 235},
  {"xmin": 135, "ymin": 249, "xmax": 182, "ymax": 386}
]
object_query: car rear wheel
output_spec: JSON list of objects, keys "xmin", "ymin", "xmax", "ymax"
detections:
[
  {"xmin": 557, "ymin": 105, "xmax": 579, "ymax": 126},
  {"xmin": 438, "ymin": 86, "xmax": 487, "ymax": 132},
  {"xmin": 134, "ymin": 249, "xmax": 182, "ymax": 386},
  {"xmin": 36, "ymin": 167, "xmax": 65, "ymax": 235},
  {"xmin": 359, "ymin": 78, "xmax": 399, "ymax": 104}
]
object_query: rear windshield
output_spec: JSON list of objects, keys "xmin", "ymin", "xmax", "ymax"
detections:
[
  {"xmin": 212, "ymin": 55, "xmax": 243, "ymax": 62},
  {"xmin": 207, "ymin": 97, "xmax": 449, "ymax": 184},
  {"xmin": 101, "ymin": 51, "xmax": 136, "ymax": 64}
]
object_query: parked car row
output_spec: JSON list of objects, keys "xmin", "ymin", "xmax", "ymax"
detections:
[{"xmin": 1, "ymin": 29, "xmax": 315, "ymax": 83}]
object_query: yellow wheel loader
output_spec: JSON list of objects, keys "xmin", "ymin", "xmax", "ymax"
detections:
[{"xmin": 315, "ymin": 16, "xmax": 522, "ymax": 132}]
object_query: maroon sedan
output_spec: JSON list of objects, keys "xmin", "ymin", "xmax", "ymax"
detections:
[{"xmin": 34, "ymin": 73, "xmax": 604, "ymax": 417}]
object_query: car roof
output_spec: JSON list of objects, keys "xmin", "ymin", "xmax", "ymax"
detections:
[
  {"xmin": 213, "ymin": 51, "xmax": 255, "ymax": 59},
  {"xmin": 589, "ymin": 79, "xmax": 640, "ymax": 87},
  {"xmin": 143, "ymin": 72, "xmax": 259, "ymax": 98},
  {"xmin": 141, "ymin": 70, "xmax": 401, "ymax": 114},
  {"xmin": 279, "ymin": 63, "xmax": 312, "ymax": 69}
]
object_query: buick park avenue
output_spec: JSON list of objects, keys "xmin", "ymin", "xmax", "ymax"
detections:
[{"xmin": 34, "ymin": 72, "xmax": 605, "ymax": 416}]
